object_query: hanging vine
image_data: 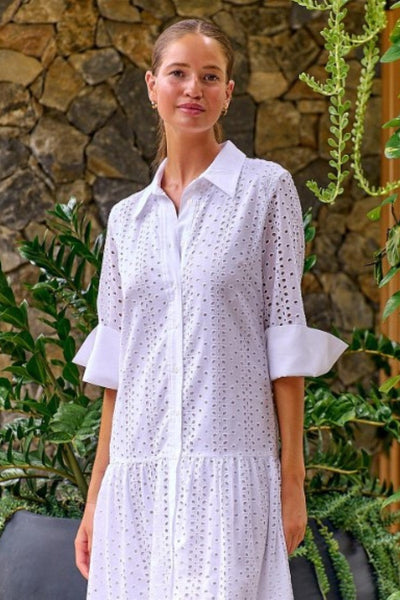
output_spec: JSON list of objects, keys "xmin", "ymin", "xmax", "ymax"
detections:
[{"xmin": 291, "ymin": 0, "xmax": 400, "ymax": 204}]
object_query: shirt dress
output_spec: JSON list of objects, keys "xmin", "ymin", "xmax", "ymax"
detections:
[{"xmin": 72, "ymin": 140, "xmax": 347, "ymax": 600}]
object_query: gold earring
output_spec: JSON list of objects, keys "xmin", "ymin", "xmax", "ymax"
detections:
[
  {"xmin": 221, "ymin": 104, "xmax": 229, "ymax": 117},
  {"xmin": 151, "ymin": 100, "xmax": 157, "ymax": 110}
]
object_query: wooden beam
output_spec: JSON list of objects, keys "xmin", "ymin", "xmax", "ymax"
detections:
[{"xmin": 379, "ymin": 7, "xmax": 400, "ymax": 489}]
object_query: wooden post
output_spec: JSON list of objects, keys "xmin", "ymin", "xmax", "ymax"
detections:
[{"xmin": 379, "ymin": 7, "xmax": 400, "ymax": 489}]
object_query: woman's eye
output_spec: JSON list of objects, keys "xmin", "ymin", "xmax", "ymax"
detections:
[
  {"xmin": 204, "ymin": 74, "xmax": 219, "ymax": 82},
  {"xmin": 170, "ymin": 70, "xmax": 184, "ymax": 77}
]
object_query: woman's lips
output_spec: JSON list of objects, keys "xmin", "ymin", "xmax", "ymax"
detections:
[{"xmin": 178, "ymin": 104, "xmax": 205, "ymax": 115}]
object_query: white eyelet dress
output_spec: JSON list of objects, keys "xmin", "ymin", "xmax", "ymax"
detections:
[{"xmin": 72, "ymin": 140, "xmax": 347, "ymax": 600}]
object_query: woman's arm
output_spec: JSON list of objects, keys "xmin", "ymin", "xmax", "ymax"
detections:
[
  {"xmin": 86, "ymin": 387, "xmax": 117, "ymax": 504},
  {"xmin": 272, "ymin": 375, "xmax": 307, "ymax": 555},
  {"xmin": 75, "ymin": 387, "xmax": 117, "ymax": 579}
]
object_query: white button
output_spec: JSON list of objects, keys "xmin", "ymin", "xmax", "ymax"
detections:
[{"xmin": 173, "ymin": 367, "xmax": 179, "ymax": 374}]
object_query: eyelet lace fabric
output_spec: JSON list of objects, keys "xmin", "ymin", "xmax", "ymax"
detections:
[{"xmin": 73, "ymin": 140, "xmax": 347, "ymax": 600}]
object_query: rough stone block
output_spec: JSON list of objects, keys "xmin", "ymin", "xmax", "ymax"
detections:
[
  {"xmin": 93, "ymin": 177, "xmax": 144, "ymax": 225},
  {"xmin": 0, "ymin": 23, "xmax": 53, "ymax": 57},
  {"xmin": 247, "ymin": 71, "xmax": 288, "ymax": 102},
  {"xmin": 97, "ymin": 0, "xmax": 140, "ymax": 22},
  {"xmin": 285, "ymin": 65, "xmax": 327, "ymax": 100},
  {"xmin": 248, "ymin": 36, "xmax": 279, "ymax": 73},
  {"xmin": 56, "ymin": 179, "xmax": 91, "ymax": 205},
  {"xmin": 0, "ymin": 169, "xmax": 53, "ymax": 229},
  {"xmin": 361, "ymin": 96, "xmax": 381, "ymax": 156},
  {"xmin": 266, "ymin": 147, "xmax": 318, "ymax": 174},
  {"xmin": 0, "ymin": 49, "xmax": 42, "ymax": 85},
  {"xmin": 0, "ymin": 0, "xmax": 20, "ymax": 25},
  {"xmin": 13, "ymin": 0, "xmax": 66, "ymax": 23},
  {"xmin": 40, "ymin": 57, "xmax": 85, "ymax": 111},
  {"xmin": 222, "ymin": 94, "xmax": 256, "ymax": 157},
  {"xmin": 238, "ymin": 7, "xmax": 290, "ymax": 35},
  {"xmin": 114, "ymin": 64, "xmax": 158, "ymax": 159},
  {"xmin": 69, "ymin": 48, "xmax": 123, "ymax": 85},
  {"xmin": 105, "ymin": 21, "xmax": 153, "ymax": 69},
  {"xmin": 86, "ymin": 112, "xmax": 149, "ymax": 181},
  {"xmin": 212, "ymin": 10, "xmax": 246, "ymax": 46},
  {"xmin": 0, "ymin": 225, "xmax": 26, "ymax": 270},
  {"xmin": 231, "ymin": 50, "xmax": 249, "ymax": 95},
  {"xmin": 255, "ymin": 99, "xmax": 300, "ymax": 154},
  {"xmin": 56, "ymin": 0, "xmax": 97, "ymax": 55},
  {"xmin": 276, "ymin": 28, "xmax": 320, "ymax": 83},
  {"xmin": 134, "ymin": 0, "xmax": 175, "ymax": 18},
  {"xmin": 174, "ymin": 0, "xmax": 222, "ymax": 17},
  {"xmin": 67, "ymin": 83, "xmax": 117, "ymax": 134},
  {"xmin": 30, "ymin": 113, "xmax": 88, "ymax": 183},
  {"xmin": 0, "ymin": 82, "xmax": 37, "ymax": 127},
  {"xmin": 300, "ymin": 114, "xmax": 318, "ymax": 149},
  {"xmin": 321, "ymin": 272, "xmax": 373, "ymax": 331},
  {"xmin": 0, "ymin": 136, "xmax": 29, "ymax": 179},
  {"xmin": 338, "ymin": 232, "xmax": 379, "ymax": 277},
  {"xmin": 95, "ymin": 18, "xmax": 111, "ymax": 47},
  {"xmin": 299, "ymin": 99, "xmax": 326, "ymax": 114}
]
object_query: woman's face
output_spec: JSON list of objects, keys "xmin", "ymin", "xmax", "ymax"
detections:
[{"xmin": 146, "ymin": 33, "xmax": 234, "ymax": 137}]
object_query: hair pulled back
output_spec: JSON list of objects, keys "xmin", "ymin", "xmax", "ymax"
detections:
[{"xmin": 150, "ymin": 18, "xmax": 234, "ymax": 168}]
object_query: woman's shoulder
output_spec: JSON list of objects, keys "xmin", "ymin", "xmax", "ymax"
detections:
[
  {"xmin": 236, "ymin": 151, "xmax": 300, "ymax": 207},
  {"xmin": 241, "ymin": 154, "xmax": 292, "ymax": 186},
  {"xmin": 106, "ymin": 184, "xmax": 151, "ymax": 225}
]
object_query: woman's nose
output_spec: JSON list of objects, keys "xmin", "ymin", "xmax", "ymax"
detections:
[{"xmin": 184, "ymin": 75, "xmax": 202, "ymax": 97}]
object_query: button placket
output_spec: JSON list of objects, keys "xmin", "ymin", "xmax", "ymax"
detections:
[{"xmin": 161, "ymin": 199, "xmax": 185, "ymax": 597}]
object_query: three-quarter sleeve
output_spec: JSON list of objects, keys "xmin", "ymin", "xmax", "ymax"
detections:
[
  {"xmin": 262, "ymin": 169, "xmax": 347, "ymax": 381},
  {"xmin": 72, "ymin": 208, "xmax": 122, "ymax": 389}
]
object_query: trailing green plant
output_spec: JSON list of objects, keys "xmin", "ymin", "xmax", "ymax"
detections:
[
  {"xmin": 287, "ymin": 3, "xmax": 400, "ymax": 596},
  {"xmin": 301, "ymin": 326, "xmax": 400, "ymax": 597},
  {"xmin": 291, "ymin": 0, "xmax": 400, "ymax": 204},
  {"xmin": 294, "ymin": 526, "xmax": 331, "ymax": 596},
  {"xmin": 294, "ymin": 490, "xmax": 400, "ymax": 599},
  {"xmin": 303, "ymin": 207, "xmax": 317, "ymax": 273}
]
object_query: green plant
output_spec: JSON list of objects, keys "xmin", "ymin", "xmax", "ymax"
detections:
[
  {"xmin": 0, "ymin": 199, "xmax": 104, "ymax": 511},
  {"xmin": 368, "ymin": 1, "xmax": 400, "ymax": 321},
  {"xmin": 291, "ymin": 0, "xmax": 400, "ymax": 204},
  {"xmin": 294, "ymin": 490, "xmax": 400, "ymax": 599},
  {"xmin": 381, "ymin": 1, "xmax": 400, "ymax": 164},
  {"xmin": 288, "ymin": 4, "xmax": 400, "ymax": 596}
]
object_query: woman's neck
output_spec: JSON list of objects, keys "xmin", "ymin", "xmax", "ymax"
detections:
[{"xmin": 162, "ymin": 128, "xmax": 222, "ymax": 193}]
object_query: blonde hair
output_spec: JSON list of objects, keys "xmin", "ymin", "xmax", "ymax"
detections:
[{"xmin": 150, "ymin": 18, "xmax": 234, "ymax": 169}]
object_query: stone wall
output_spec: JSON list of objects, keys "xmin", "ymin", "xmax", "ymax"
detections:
[{"xmin": 0, "ymin": 0, "xmax": 382, "ymax": 389}]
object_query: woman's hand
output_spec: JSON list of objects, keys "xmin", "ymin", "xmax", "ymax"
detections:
[
  {"xmin": 75, "ymin": 502, "xmax": 96, "ymax": 580},
  {"xmin": 281, "ymin": 476, "xmax": 307, "ymax": 556}
]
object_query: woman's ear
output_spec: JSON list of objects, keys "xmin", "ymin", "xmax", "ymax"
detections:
[
  {"xmin": 226, "ymin": 79, "xmax": 235, "ymax": 104},
  {"xmin": 145, "ymin": 70, "xmax": 156, "ymax": 103}
]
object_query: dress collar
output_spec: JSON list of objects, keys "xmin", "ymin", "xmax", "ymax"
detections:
[{"xmin": 129, "ymin": 140, "xmax": 246, "ymax": 220}]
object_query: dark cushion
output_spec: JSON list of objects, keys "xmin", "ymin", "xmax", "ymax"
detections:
[
  {"xmin": 0, "ymin": 510, "xmax": 87, "ymax": 600},
  {"xmin": 290, "ymin": 518, "xmax": 378, "ymax": 599},
  {"xmin": 0, "ymin": 511, "xmax": 378, "ymax": 600}
]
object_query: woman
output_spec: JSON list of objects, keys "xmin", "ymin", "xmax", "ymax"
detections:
[{"xmin": 73, "ymin": 18, "xmax": 347, "ymax": 600}]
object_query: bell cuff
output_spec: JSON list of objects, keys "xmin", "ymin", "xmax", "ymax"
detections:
[
  {"xmin": 72, "ymin": 323, "xmax": 121, "ymax": 390},
  {"xmin": 266, "ymin": 324, "xmax": 348, "ymax": 381}
]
